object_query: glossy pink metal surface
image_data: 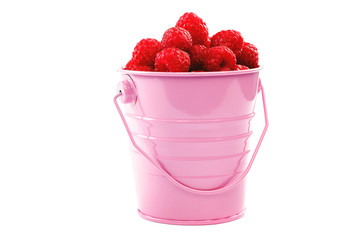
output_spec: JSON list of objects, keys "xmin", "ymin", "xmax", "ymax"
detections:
[{"xmin": 114, "ymin": 68, "xmax": 268, "ymax": 225}]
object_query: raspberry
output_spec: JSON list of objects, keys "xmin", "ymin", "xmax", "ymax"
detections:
[
  {"xmin": 204, "ymin": 37, "xmax": 211, "ymax": 48},
  {"xmin": 175, "ymin": 12, "xmax": 209, "ymax": 45},
  {"xmin": 132, "ymin": 38, "xmax": 161, "ymax": 66},
  {"xmin": 125, "ymin": 59, "xmax": 154, "ymax": 71},
  {"xmin": 236, "ymin": 64, "xmax": 249, "ymax": 70},
  {"xmin": 155, "ymin": 47, "xmax": 190, "ymax": 72},
  {"xmin": 220, "ymin": 67, "xmax": 233, "ymax": 71},
  {"xmin": 189, "ymin": 44, "xmax": 207, "ymax": 70},
  {"xmin": 236, "ymin": 42, "xmax": 259, "ymax": 69},
  {"xmin": 161, "ymin": 27, "xmax": 192, "ymax": 52},
  {"xmin": 125, "ymin": 59, "xmax": 139, "ymax": 70},
  {"xmin": 203, "ymin": 46, "xmax": 236, "ymax": 71},
  {"xmin": 210, "ymin": 30, "xmax": 244, "ymax": 53}
]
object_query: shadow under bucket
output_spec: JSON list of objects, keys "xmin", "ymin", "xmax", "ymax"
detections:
[{"xmin": 114, "ymin": 67, "xmax": 268, "ymax": 225}]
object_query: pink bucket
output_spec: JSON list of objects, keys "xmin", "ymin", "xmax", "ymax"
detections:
[{"xmin": 114, "ymin": 68, "xmax": 268, "ymax": 225}]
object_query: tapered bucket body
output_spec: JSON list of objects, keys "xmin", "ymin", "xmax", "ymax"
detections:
[{"xmin": 114, "ymin": 68, "xmax": 268, "ymax": 225}]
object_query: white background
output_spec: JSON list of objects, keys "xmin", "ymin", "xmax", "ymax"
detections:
[{"xmin": 1, "ymin": 0, "xmax": 360, "ymax": 239}]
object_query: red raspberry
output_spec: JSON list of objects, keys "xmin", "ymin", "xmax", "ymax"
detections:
[
  {"xmin": 155, "ymin": 47, "xmax": 190, "ymax": 72},
  {"xmin": 132, "ymin": 38, "xmax": 161, "ymax": 66},
  {"xmin": 189, "ymin": 44, "xmax": 207, "ymax": 70},
  {"xmin": 161, "ymin": 27, "xmax": 192, "ymax": 52},
  {"xmin": 125, "ymin": 58, "xmax": 154, "ymax": 71},
  {"xmin": 204, "ymin": 37, "xmax": 211, "ymax": 48},
  {"xmin": 125, "ymin": 59, "xmax": 135, "ymax": 69},
  {"xmin": 236, "ymin": 64, "xmax": 249, "ymax": 70},
  {"xmin": 210, "ymin": 30, "xmax": 244, "ymax": 54},
  {"xmin": 175, "ymin": 12, "xmax": 209, "ymax": 45},
  {"xmin": 236, "ymin": 42, "xmax": 259, "ymax": 69},
  {"xmin": 203, "ymin": 46, "xmax": 236, "ymax": 71},
  {"xmin": 125, "ymin": 59, "xmax": 154, "ymax": 71}
]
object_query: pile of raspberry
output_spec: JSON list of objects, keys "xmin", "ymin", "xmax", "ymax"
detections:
[{"xmin": 125, "ymin": 12, "xmax": 259, "ymax": 72}]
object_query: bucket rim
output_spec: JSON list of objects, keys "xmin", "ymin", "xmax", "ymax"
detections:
[{"xmin": 118, "ymin": 66, "xmax": 263, "ymax": 77}]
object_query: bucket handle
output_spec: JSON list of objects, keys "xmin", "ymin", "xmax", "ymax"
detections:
[{"xmin": 114, "ymin": 78, "xmax": 269, "ymax": 195}]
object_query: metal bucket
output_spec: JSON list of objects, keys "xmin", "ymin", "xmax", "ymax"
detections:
[{"xmin": 114, "ymin": 68, "xmax": 268, "ymax": 225}]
